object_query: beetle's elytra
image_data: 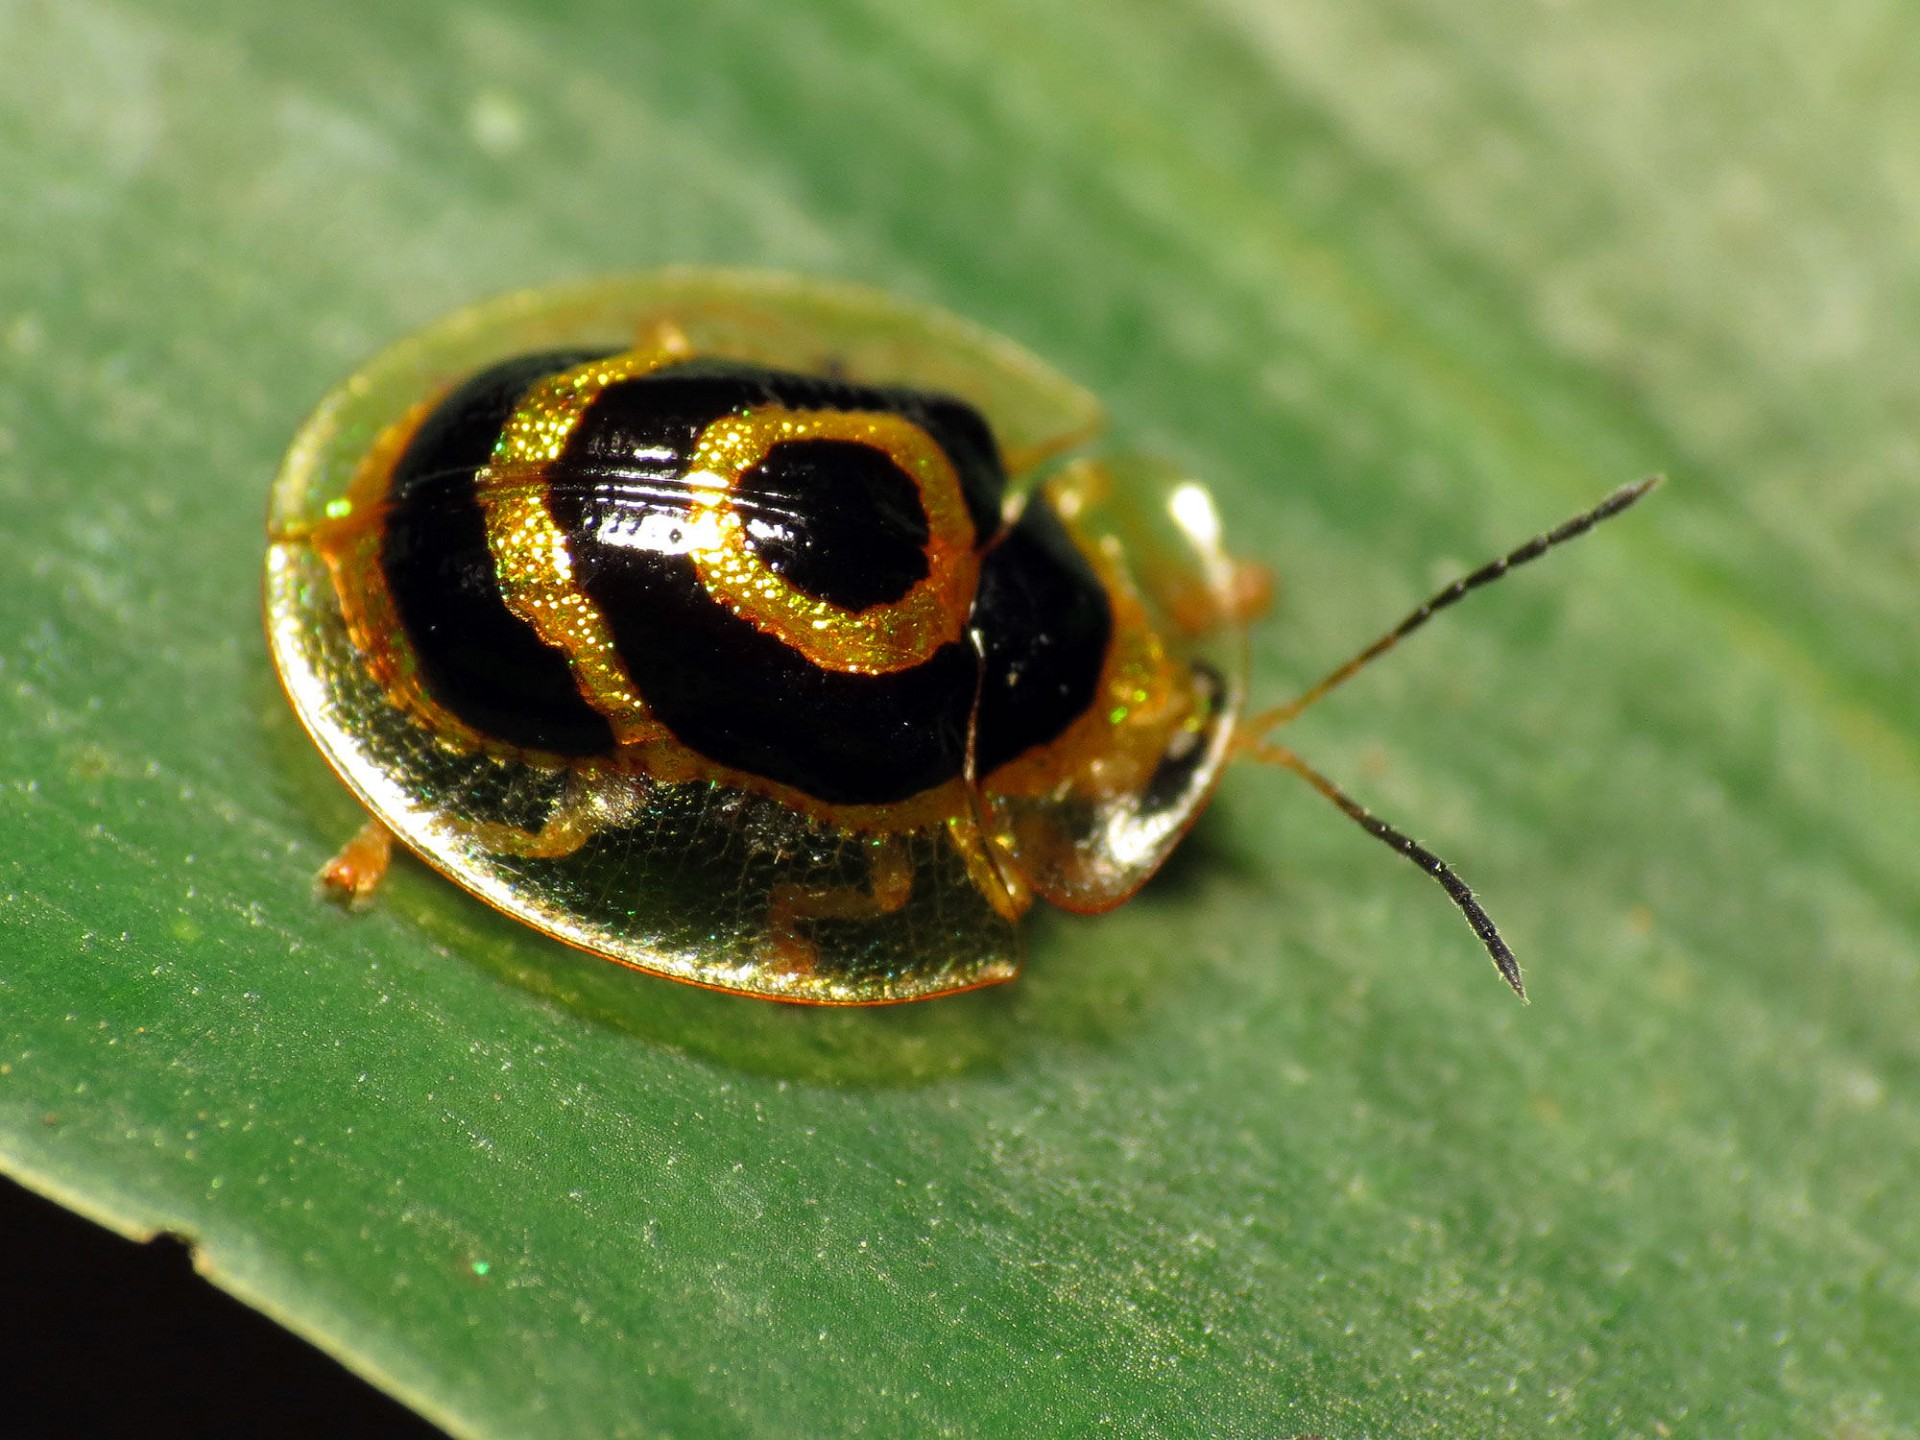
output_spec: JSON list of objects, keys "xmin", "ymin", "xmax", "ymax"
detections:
[{"xmin": 267, "ymin": 270, "xmax": 1654, "ymax": 1004}]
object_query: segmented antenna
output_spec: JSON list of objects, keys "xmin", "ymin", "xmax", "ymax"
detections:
[
  {"xmin": 1246, "ymin": 476, "xmax": 1662, "ymax": 997},
  {"xmin": 1249, "ymin": 742, "xmax": 1525, "ymax": 998}
]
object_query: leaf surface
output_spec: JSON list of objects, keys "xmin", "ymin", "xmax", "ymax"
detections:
[{"xmin": 3, "ymin": 1, "xmax": 1917, "ymax": 1435}]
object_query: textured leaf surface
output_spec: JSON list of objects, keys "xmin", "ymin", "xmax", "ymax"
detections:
[{"xmin": 3, "ymin": 2, "xmax": 1917, "ymax": 1436}]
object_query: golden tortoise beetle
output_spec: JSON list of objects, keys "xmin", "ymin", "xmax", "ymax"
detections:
[{"xmin": 265, "ymin": 270, "xmax": 1655, "ymax": 1005}]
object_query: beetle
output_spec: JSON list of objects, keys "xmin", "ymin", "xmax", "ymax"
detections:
[{"xmin": 266, "ymin": 270, "xmax": 1655, "ymax": 1004}]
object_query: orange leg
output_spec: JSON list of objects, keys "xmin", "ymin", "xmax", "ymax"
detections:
[
  {"xmin": 458, "ymin": 768, "xmax": 643, "ymax": 861},
  {"xmin": 1219, "ymin": 557, "xmax": 1277, "ymax": 626},
  {"xmin": 317, "ymin": 818, "xmax": 394, "ymax": 909},
  {"xmin": 635, "ymin": 317, "xmax": 694, "ymax": 358},
  {"xmin": 461, "ymin": 802, "xmax": 602, "ymax": 861},
  {"xmin": 1166, "ymin": 556, "xmax": 1276, "ymax": 637},
  {"xmin": 767, "ymin": 838, "xmax": 914, "ymax": 976},
  {"xmin": 945, "ymin": 816, "xmax": 1033, "ymax": 924}
]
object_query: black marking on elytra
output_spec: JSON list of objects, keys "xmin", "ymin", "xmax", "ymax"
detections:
[
  {"xmin": 971, "ymin": 500, "xmax": 1113, "ymax": 777},
  {"xmin": 546, "ymin": 360, "xmax": 1006, "ymax": 804},
  {"xmin": 379, "ymin": 350, "xmax": 617, "ymax": 755},
  {"xmin": 583, "ymin": 359, "xmax": 1009, "ymax": 545},
  {"xmin": 736, "ymin": 439, "xmax": 931, "ymax": 611}
]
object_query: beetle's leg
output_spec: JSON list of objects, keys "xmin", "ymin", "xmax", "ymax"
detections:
[
  {"xmin": 1165, "ymin": 556, "xmax": 1276, "ymax": 637},
  {"xmin": 945, "ymin": 815, "xmax": 1033, "ymax": 924},
  {"xmin": 458, "ymin": 768, "xmax": 643, "ymax": 861},
  {"xmin": 634, "ymin": 316, "xmax": 694, "ymax": 358},
  {"xmin": 767, "ymin": 837, "xmax": 915, "ymax": 976},
  {"xmin": 318, "ymin": 818, "xmax": 394, "ymax": 909}
]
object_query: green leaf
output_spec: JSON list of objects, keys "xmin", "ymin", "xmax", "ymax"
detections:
[{"xmin": 4, "ymin": 1, "xmax": 1917, "ymax": 1436}]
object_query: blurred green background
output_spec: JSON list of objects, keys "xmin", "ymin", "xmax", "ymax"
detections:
[{"xmin": 3, "ymin": 1, "xmax": 1917, "ymax": 1436}]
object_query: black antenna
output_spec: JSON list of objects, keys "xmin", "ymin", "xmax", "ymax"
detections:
[
  {"xmin": 1248, "ymin": 741, "xmax": 1526, "ymax": 999},
  {"xmin": 1245, "ymin": 476, "xmax": 1661, "ymax": 996}
]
